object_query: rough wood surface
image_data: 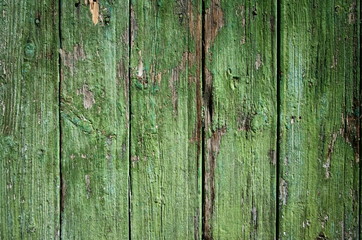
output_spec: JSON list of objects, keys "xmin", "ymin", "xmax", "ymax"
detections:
[
  {"xmin": 203, "ymin": 0, "xmax": 277, "ymax": 239},
  {"xmin": 129, "ymin": 0, "xmax": 202, "ymax": 238},
  {"xmin": 0, "ymin": 1, "xmax": 60, "ymax": 239},
  {"xmin": 279, "ymin": 0, "xmax": 360, "ymax": 239},
  {"xmin": 60, "ymin": 0, "xmax": 129, "ymax": 238},
  {"xmin": 1, "ymin": 0, "xmax": 360, "ymax": 239}
]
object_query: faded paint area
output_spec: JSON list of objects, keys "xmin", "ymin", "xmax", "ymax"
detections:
[{"xmin": 59, "ymin": 44, "xmax": 86, "ymax": 75}]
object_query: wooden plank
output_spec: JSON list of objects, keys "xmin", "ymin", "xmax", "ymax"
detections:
[
  {"xmin": 203, "ymin": 0, "xmax": 277, "ymax": 239},
  {"xmin": 0, "ymin": 1, "xmax": 60, "ymax": 239},
  {"xmin": 130, "ymin": 0, "xmax": 202, "ymax": 238},
  {"xmin": 279, "ymin": 0, "xmax": 360, "ymax": 239},
  {"xmin": 60, "ymin": 0, "xmax": 129, "ymax": 238}
]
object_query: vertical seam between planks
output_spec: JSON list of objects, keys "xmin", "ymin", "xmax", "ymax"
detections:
[
  {"xmin": 357, "ymin": 1, "xmax": 362, "ymax": 237},
  {"xmin": 276, "ymin": 0, "xmax": 281, "ymax": 239},
  {"xmin": 128, "ymin": 0, "xmax": 132, "ymax": 239},
  {"xmin": 201, "ymin": 0, "xmax": 206, "ymax": 239},
  {"xmin": 58, "ymin": 0, "xmax": 63, "ymax": 238}
]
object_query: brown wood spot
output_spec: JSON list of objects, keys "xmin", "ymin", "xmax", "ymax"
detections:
[
  {"xmin": 204, "ymin": 126, "xmax": 226, "ymax": 239},
  {"xmin": 205, "ymin": 0, "xmax": 224, "ymax": 51}
]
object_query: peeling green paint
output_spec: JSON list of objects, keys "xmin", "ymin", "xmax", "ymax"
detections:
[
  {"xmin": 279, "ymin": 0, "xmax": 360, "ymax": 239},
  {"xmin": 203, "ymin": 0, "xmax": 277, "ymax": 239},
  {"xmin": 60, "ymin": 0, "xmax": 130, "ymax": 238},
  {"xmin": 0, "ymin": 0, "xmax": 360, "ymax": 239},
  {"xmin": 130, "ymin": 0, "xmax": 202, "ymax": 238},
  {"xmin": 0, "ymin": 0, "xmax": 60, "ymax": 239}
]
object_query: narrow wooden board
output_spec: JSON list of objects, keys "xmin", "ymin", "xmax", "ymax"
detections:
[
  {"xmin": 60, "ymin": 0, "xmax": 129, "ymax": 238},
  {"xmin": 279, "ymin": 0, "xmax": 360, "ymax": 239},
  {"xmin": 0, "ymin": 1, "xmax": 60, "ymax": 239},
  {"xmin": 203, "ymin": 0, "xmax": 277, "ymax": 239},
  {"xmin": 130, "ymin": 0, "xmax": 202, "ymax": 238}
]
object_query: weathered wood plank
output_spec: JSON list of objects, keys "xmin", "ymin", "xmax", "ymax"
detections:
[
  {"xmin": 279, "ymin": 0, "xmax": 360, "ymax": 239},
  {"xmin": 130, "ymin": 0, "xmax": 202, "ymax": 238},
  {"xmin": 0, "ymin": 1, "xmax": 60, "ymax": 239},
  {"xmin": 203, "ymin": 0, "xmax": 277, "ymax": 239},
  {"xmin": 60, "ymin": 1, "xmax": 129, "ymax": 238}
]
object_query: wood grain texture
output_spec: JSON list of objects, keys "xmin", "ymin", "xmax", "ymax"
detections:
[
  {"xmin": 203, "ymin": 0, "xmax": 277, "ymax": 239},
  {"xmin": 60, "ymin": 0, "xmax": 129, "ymax": 238},
  {"xmin": 1, "ymin": 0, "xmax": 361, "ymax": 239},
  {"xmin": 0, "ymin": 0, "xmax": 60, "ymax": 239},
  {"xmin": 130, "ymin": 0, "xmax": 202, "ymax": 238},
  {"xmin": 279, "ymin": 0, "xmax": 360, "ymax": 239}
]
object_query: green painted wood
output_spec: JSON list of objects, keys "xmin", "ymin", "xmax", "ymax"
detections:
[
  {"xmin": 0, "ymin": 1, "xmax": 60, "ymax": 239},
  {"xmin": 1, "ymin": 1, "xmax": 361, "ymax": 239},
  {"xmin": 130, "ymin": 0, "xmax": 202, "ymax": 238},
  {"xmin": 203, "ymin": 0, "xmax": 277, "ymax": 239},
  {"xmin": 60, "ymin": 0, "xmax": 129, "ymax": 238},
  {"xmin": 279, "ymin": 0, "xmax": 360, "ymax": 239}
]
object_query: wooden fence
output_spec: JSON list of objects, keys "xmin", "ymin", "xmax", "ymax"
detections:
[{"xmin": 0, "ymin": 0, "xmax": 360, "ymax": 239}]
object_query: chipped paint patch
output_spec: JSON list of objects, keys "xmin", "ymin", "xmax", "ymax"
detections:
[
  {"xmin": 78, "ymin": 85, "xmax": 95, "ymax": 109},
  {"xmin": 255, "ymin": 54, "xmax": 262, "ymax": 70},
  {"xmin": 130, "ymin": 6, "xmax": 138, "ymax": 47},
  {"xmin": 137, "ymin": 51, "xmax": 144, "ymax": 79},
  {"xmin": 268, "ymin": 149, "xmax": 276, "ymax": 165},
  {"xmin": 85, "ymin": 175, "xmax": 91, "ymax": 198},
  {"xmin": 88, "ymin": 0, "xmax": 99, "ymax": 25},
  {"xmin": 348, "ymin": 2, "xmax": 356, "ymax": 24},
  {"xmin": 324, "ymin": 132, "xmax": 338, "ymax": 178},
  {"xmin": 279, "ymin": 178, "xmax": 288, "ymax": 205}
]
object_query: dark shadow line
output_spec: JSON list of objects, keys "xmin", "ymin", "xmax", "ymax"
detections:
[
  {"xmin": 201, "ymin": 0, "xmax": 206, "ymax": 239},
  {"xmin": 359, "ymin": 0, "xmax": 361, "ymax": 237}
]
